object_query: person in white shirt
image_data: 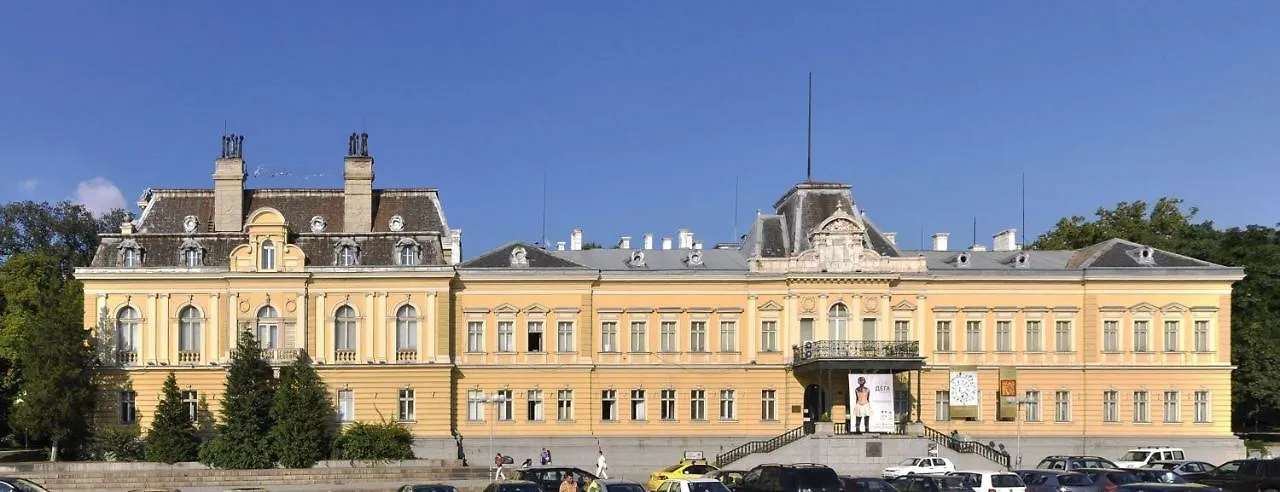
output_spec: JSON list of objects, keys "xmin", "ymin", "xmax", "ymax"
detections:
[{"xmin": 595, "ymin": 450, "xmax": 609, "ymax": 479}]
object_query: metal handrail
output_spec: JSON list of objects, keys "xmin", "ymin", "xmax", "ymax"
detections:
[
  {"xmin": 921, "ymin": 424, "xmax": 1010, "ymax": 469},
  {"xmin": 792, "ymin": 340, "xmax": 922, "ymax": 362},
  {"xmin": 714, "ymin": 424, "xmax": 811, "ymax": 467}
]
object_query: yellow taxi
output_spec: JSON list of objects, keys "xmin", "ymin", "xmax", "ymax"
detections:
[{"xmin": 646, "ymin": 452, "xmax": 720, "ymax": 491}]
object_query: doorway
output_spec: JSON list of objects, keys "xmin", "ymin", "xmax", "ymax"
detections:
[{"xmin": 803, "ymin": 384, "xmax": 827, "ymax": 432}]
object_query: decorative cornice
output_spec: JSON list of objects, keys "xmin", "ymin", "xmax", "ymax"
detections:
[
  {"xmin": 657, "ymin": 307, "xmax": 683, "ymax": 314},
  {"xmin": 716, "ymin": 307, "xmax": 745, "ymax": 314},
  {"xmin": 1052, "ymin": 306, "xmax": 1080, "ymax": 313},
  {"xmin": 931, "ymin": 306, "xmax": 959, "ymax": 313}
]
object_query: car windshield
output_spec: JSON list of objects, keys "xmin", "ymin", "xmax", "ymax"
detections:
[
  {"xmin": 663, "ymin": 464, "xmax": 684, "ymax": 473},
  {"xmin": 992, "ymin": 474, "xmax": 1024, "ymax": 487},
  {"xmin": 900, "ymin": 458, "xmax": 923, "ymax": 466},
  {"xmin": 13, "ymin": 480, "xmax": 50, "ymax": 492},
  {"xmin": 1153, "ymin": 463, "xmax": 1179, "ymax": 470},
  {"xmin": 1058, "ymin": 475, "xmax": 1093, "ymax": 486},
  {"xmin": 950, "ymin": 473, "xmax": 981, "ymax": 487},
  {"xmin": 937, "ymin": 477, "xmax": 971, "ymax": 490},
  {"xmin": 689, "ymin": 482, "xmax": 731, "ymax": 492},
  {"xmin": 1120, "ymin": 452, "xmax": 1151, "ymax": 462},
  {"xmin": 1106, "ymin": 473, "xmax": 1141, "ymax": 485}
]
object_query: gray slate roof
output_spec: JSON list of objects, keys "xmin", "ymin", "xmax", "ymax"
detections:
[
  {"xmin": 460, "ymin": 242, "xmax": 588, "ymax": 269},
  {"xmin": 552, "ymin": 248, "xmax": 749, "ymax": 271}
]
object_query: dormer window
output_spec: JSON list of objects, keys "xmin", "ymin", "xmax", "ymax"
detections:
[
  {"xmin": 1013, "ymin": 252, "xmax": 1029, "ymax": 269},
  {"xmin": 955, "ymin": 252, "xmax": 971, "ymax": 268},
  {"xmin": 261, "ymin": 239, "xmax": 276, "ymax": 270},
  {"xmin": 180, "ymin": 238, "xmax": 203, "ymax": 268},
  {"xmin": 1137, "ymin": 246, "xmax": 1155, "ymax": 265},
  {"xmin": 334, "ymin": 238, "xmax": 360, "ymax": 267},
  {"xmin": 685, "ymin": 250, "xmax": 704, "ymax": 267},
  {"xmin": 118, "ymin": 239, "xmax": 144, "ymax": 268},
  {"xmin": 628, "ymin": 250, "xmax": 646, "ymax": 268},
  {"xmin": 397, "ymin": 238, "xmax": 421, "ymax": 266},
  {"xmin": 509, "ymin": 246, "xmax": 529, "ymax": 268}
]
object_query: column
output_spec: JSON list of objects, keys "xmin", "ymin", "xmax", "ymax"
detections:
[
  {"xmin": 879, "ymin": 294, "xmax": 890, "ymax": 340},
  {"xmin": 159, "ymin": 294, "xmax": 172, "ymax": 363},
  {"xmin": 783, "ymin": 295, "xmax": 796, "ymax": 362},
  {"xmin": 378, "ymin": 292, "xmax": 392, "ymax": 361},
  {"xmin": 205, "ymin": 293, "xmax": 219, "ymax": 364},
  {"xmin": 746, "ymin": 295, "xmax": 758, "ymax": 357},
  {"xmin": 850, "ymin": 294, "xmax": 861, "ymax": 341},
  {"xmin": 227, "ymin": 293, "xmax": 238, "ymax": 358},
  {"xmin": 144, "ymin": 294, "xmax": 158, "ymax": 363},
  {"xmin": 422, "ymin": 291, "xmax": 435, "ymax": 362},
  {"xmin": 296, "ymin": 290, "xmax": 308, "ymax": 353},
  {"xmin": 362, "ymin": 293, "xmax": 374, "ymax": 362},
  {"xmin": 315, "ymin": 293, "xmax": 327, "ymax": 362},
  {"xmin": 818, "ymin": 295, "xmax": 830, "ymax": 340},
  {"xmin": 915, "ymin": 295, "xmax": 927, "ymax": 347}
]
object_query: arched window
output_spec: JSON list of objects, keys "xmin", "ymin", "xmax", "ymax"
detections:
[
  {"xmin": 123, "ymin": 248, "xmax": 141, "ymax": 268},
  {"xmin": 396, "ymin": 305, "xmax": 418, "ymax": 351},
  {"xmin": 179, "ymin": 306, "xmax": 201, "ymax": 354},
  {"xmin": 335, "ymin": 306, "xmax": 357, "ymax": 351},
  {"xmin": 338, "ymin": 245, "xmax": 358, "ymax": 267},
  {"xmin": 117, "ymin": 306, "xmax": 141, "ymax": 355},
  {"xmin": 828, "ymin": 303, "xmax": 849, "ymax": 341},
  {"xmin": 399, "ymin": 244, "xmax": 419, "ymax": 266},
  {"xmin": 256, "ymin": 306, "xmax": 279, "ymax": 349},
  {"xmin": 261, "ymin": 239, "xmax": 276, "ymax": 270},
  {"xmin": 183, "ymin": 249, "xmax": 201, "ymax": 267}
]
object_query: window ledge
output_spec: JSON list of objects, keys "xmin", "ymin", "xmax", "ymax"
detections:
[
  {"xmin": 396, "ymin": 420, "xmax": 417, "ymax": 424},
  {"xmin": 720, "ymin": 351, "xmax": 741, "ymax": 354},
  {"xmin": 964, "ymin": 351, "xmax": 985, "ymax": 354},
  {"xmin": 720, "ymin": 419, "xmax": 739, "ymax": 423}
]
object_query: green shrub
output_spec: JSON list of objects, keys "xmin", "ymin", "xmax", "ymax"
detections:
[
  {"xmin": 332, "ymin": 422, "xmax": 414, "ymax": 461},
  {"xmin": 145, "ymin": 372, "xmax": 200, "ymax": 463},
  {"xmin": 93, "ymin": 426, "xmax": 145, "ymax": 461}
]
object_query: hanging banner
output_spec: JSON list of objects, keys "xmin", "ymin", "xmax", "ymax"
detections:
[
  {"xmin": 949, "ymin": 366, "xmax": 979, "ymax": 419},
  {"xmin": 848, "ymin": 373, "xmax": 896, "ymax": 432},
  {"xmin": 997, "ymin": 366, "xmax": 1018, "ymax": 422}
]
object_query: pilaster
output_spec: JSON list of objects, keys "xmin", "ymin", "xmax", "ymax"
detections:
[
  {"xmin": 362, "ymin": 293, "xmax": 374, "ymax": 362},
  {"xmin": 746, "ymin": 295, "xmax": 758, "ymax": 357},
  {"xmin": 144, "ymin": 294, "xmax": 158, "ymax": 363},
  {"xmin": 315, "ymin": 293, "xmax": 328, "ymax": 362},
  {"xmin": 423, "ymin": 291, "xmax": 436, "ymax": 362},
  {"xmin": 227, "ymin": 293, "xmax": 238, "ymax": 358},
  {"xmin": 297, "ymin": 290, "xmax": 308, "ymax": 354},
  {"xmin": 879, "ymin": 294, "xmax": 890, "ymax": 340},
  {"xmin": 206, "ymin": 293, "xmax": 219, "ymax": 364}
]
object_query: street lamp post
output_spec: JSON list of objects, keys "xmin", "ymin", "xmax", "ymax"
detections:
[
  {"xmin": 1011, "ymin": 396, "xmax": 1034, "ymax": 468},
  {"xmin": 488, "ymin": 393, "xmax": 508, "ymax": 476}
]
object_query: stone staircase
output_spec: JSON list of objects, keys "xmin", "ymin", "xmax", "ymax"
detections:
[{"xmin": 1, "ymin": 459, "xmax": 491, "ymax": 491}]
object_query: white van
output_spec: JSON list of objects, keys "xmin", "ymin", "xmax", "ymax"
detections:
[{"xmin": 1115, "ymin": 447, "xmax": 1186, "ymax": 468}]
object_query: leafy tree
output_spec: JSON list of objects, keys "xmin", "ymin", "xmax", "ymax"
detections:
[
  {"xmin": 269, "ymin": 355, "xmax": 336, "ymax": 468},
  {"xmin": 198, "ymin": 331, "xmax": 276, "ymax": 469},
  {"xmin": 145, "ymin": 372, "xmax": 199, "ymax": 463},
  {"xmin": 581, "ymin": 242, "xmax": 604, "ymax": 250},
  {"xmin": 1030, "ymin": 197, "xmax": 1205, "ymax": 251},
  {"xmin": 0, "ymin": 201, "xmax": 128, "ymax": 277},
  {"xmin": 3, "ymin": 253, "xmax": 97, "ymax": 461}
]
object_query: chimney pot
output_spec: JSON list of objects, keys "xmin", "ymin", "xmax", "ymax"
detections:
[
  {"xmin": 618, "ymin": 236, "xmax": 632, "ymax": 249},
  {"xmin": 120, "ymin": 221, "xmax": 135, "ymax": 235},
  {"xmin": 570, "ymin": 228, "xmax": 583, "ymax": 251},
  {"xmin": 342, "ymin": 144, "xmax": 375, "ymax": 233},
  {"xmin": 643, "ymin": 233, "xmax": 654, "ymax": 250},
  {"xmin": 556, "ymin": 241, "xmax": 566, "ymax": 251},
  {"xmin": 213, "ymin": 153, "xmax": 246, "ymax": 232},
  {"xmin": 661, "ymin": 237, "xmax": 673, "ymax": 250},
  {"xmin": 693, "ymin": 240, "xmax": 703, "ymax": 250},
  {"xmin": 678, "ymin": 228, "xmax": 693, "ymax": 249},
  {"xmin": 969, "ymin": 244, "xmax": 988, "ymax": 252},
  {"xmin": 931, "ymin": 233, "xmax": 950, "ymax": 252},
  {"xmin": 884, "ymin": 232, "xmax": 897, "ymax": 245},
  {"xmin": 992, "ymin": 228, "xmax": 1019, "ymax": 252}
]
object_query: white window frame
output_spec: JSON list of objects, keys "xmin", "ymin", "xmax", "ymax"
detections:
[
  {"xmin": 260, "ymin": 239, "xmax": 276, "ymax": 270},
  {"xmin": 1055, "ymin": 320, "xmax": 1073, "ymax": 352},
  {"xmin": 1134, "ymin": 320, "xmax": 1151, "ymax": 352},
  {"xmin": 719, "ymin": 389, "xmax": 736, "ymax": 421},
  {"xmin": 660, "ymin": 388, "xmax": 677, "ymax": 421},
  {"xmin": 398, "ymin": 388, "xmax": 415, "ymax": 422},
  {"xmin": 598, "ymin": 321, "xmax": 615, "ymax": 353},
  {"xmin": 690, "ymin": 389, "xmax": 706, "ymax": 421},
  {"xmin": 497, "ymin": 320, "xmax": 515, "ymax": 353},
  {"xmin": 1193, "ymin": 391, "xmax": 1210, "ymax": 423},
  {"xmin": 466, "ymin": 320, "xmax": 484, "ymax": 353},
  {"xmin": 964, "ymin": 320, "xmax": 982, "ymax": 352},
  {"xmin": 995, "ymin": 320, "xmax": 1012, "ymax": 352},
  {"xmin": 338, "ymin": 389, "xmax": 355, "ymax": 422},
  {"xmin": 1054, "ymin": 390, "xmax": 1071, "ymax": 422},
  {"xmin": 1164, "ymin": 320, "xmax": 1180, "ymax": 352},
  {"xmin": 1024, "ymin": 390, "xmax": 1041, "ymax": 422},
  {"xmin": 182, "ymin": 390, "xmax": 198, "ymax": 422},
  {"xmin": 1103, "ymin": 390, "xmax": 1119, "ymax": 422},
  {"xmin": 497, "ymin": 389, "xmax": 514, "ymax": 421},
  {"xmin": 117, "ymin": 306, "xmax": 141, "ymax": 354},
  {"xmin": 527, "ymin": 389, "xmax": 544, "ymax": 421},
  {"xmin": 1025, "ymin": 320, "xmax": 1043, "ymax": 352},
  {"xmin": 630, "ymin": 389, "xmax": 647, "ymax": 421},
  {"xmin": 1133, "ymin": 390, "xmax": 1150, "ymax": 423},
  {"xmin": 761, "ymin": 389, "xmax": 777, "ymax": 421},
  {"xmin": 935, "ymin": 390, "xmax": 950, "ymax": 421},
  {"xmin": 690, "ymin": 320, "xmax": 708, "ymax": 353},
  {"xmin": 1193, "ymin": 319, "xmax": 1211, "ymax": 353},
  {"xmin": 719, "ymin": 320, "xmax": 738, "ymax": 353},
  {"xmin": 556, "ymin": 320, "xmax": 574, "ymax": 353},
  {"xmin": 396, "ymin": 305, "xmax": 418, "ymax": 351},
  {"xmin": 1103, "ymin": 320, "xmax": 1120, "ymax": 352},
  {"xmin": 829, "ymin": 304, "xmax": 849, "ymax": 340},
  {"xmin": 761, "ymin": 319, "xmax": 779, "ymax": 352},
  {"xmin": 178, "ymin": 306, "xmax": 201, "ymax": 353},
  {"xmin": 1163, "ymin": 391, "xmax": 1180, "ymax": 423},
  {"xmin": 257, "ymin": 306, "xmax": 280, "ymax": 349},
  {"xmin": 630, "ymin": 320, "xmax": 648, "ymax": 352},
  {"xmin": 935, "ymin": 321, "xmax": 952, "ymax": 352},
  {"xmin": 119, "ymin": 390, "xmax": 137, "ymax": 424},
  {"xmin": 467, "ymin": 389, "xmax": 485, "ymax": 421},
  {"xmin": 601, "ymin": 389, "xmax": 618, "ymax": 422},
  {"xmin": 528, "ymin": 319, "xmax": 547, "ymax": 353},
  {"xmin": 334, "ymin": 305, "xmax": 358, "ymax": 351},
  {"xmin": 556, "ymin": 389, "xmax": 573, "ymax": 421},
  {"xmin": 894, "ymin": 320, "xmax": 911, "ymax": 343},
  {"xmin": 660, "ymin": 320, "xmax": 678, "ymax": 352}
]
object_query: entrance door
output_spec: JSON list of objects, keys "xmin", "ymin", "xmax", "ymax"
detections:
[{"xmin": 803, "ymin": 384, "xmax": 825, "ymax": 432}]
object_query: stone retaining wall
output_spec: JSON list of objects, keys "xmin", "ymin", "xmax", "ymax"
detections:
[{"xmin": 4, "ymin": 460, "xmax": 488, "ymax": 491}]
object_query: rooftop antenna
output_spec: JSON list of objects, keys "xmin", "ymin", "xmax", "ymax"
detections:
[
  {"xmin": 806, "ymin": 72, "xmax": 813, "ymax": 183},
  {"xmin": 732, "ymin": 175, "xmax": 740, "ymax": 240},
  {"xmin": 919, "ymin": 222, "xmax": 924, "ymax": 251},
  {"xmin": 972, "ymin": 217, "xmax": 978, "ymax": 248},
  {"xmin": 540, "ymin": 169, "xmax": 549, "ymax": 249},
  {"xmin": 1021, "ymin": 172, "xmax": 1027, "ymax": 248}
]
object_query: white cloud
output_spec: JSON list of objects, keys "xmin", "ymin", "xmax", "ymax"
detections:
[
  {"xmin": 18, "ymin": 179, "xmax": 39, "ymax": 193},
  {"xmin": 74, "ymin": 177, "xmax": 127, "ymax": 216}
]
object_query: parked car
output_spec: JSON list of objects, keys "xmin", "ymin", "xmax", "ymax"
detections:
[
  {"xmin": 657, "ymin": 478, "xmax": 733, "ymax": 492},
  {"xmin": 603, "ymin": 479, "xmax": 652, "ymax": 492},
  {"xmin": 1074, "ymin": 469, "xmax": 1142, "ymax": 492},
  {"xmin": 1115, "ymin": 485, "xmax": 1223, "ymax": 492},
  {"xmin": 1116, "ymin": 448, "xmax": 1187, "ymax": 469},
  {"xmin": 883, "ymin": 458, "xmax": 956, "ymax": 479},
  {"xmin": 647, "ymin": 454, "xmax": 720, "ymax": 490},
  {"xmin": 841, "ymin": 476, "xmax": 898, "ymax": 492},
  {"xmin": 1015, "ymin": 470, "xmax": 1095, "ymax": 492},
  {"xmin": 0, "ymin": 478, "xmax": 51, "ymax": 492},
  {"xmin": 1193, "ymin": 459, "xmax": 1280, "ymax": 492},
  {"xmin": 734, "ymin": 463, "xmax": 844, "ymax": 492},
  {"xmin": 1037, "ymin": 457, "xmax": 1120, "ymax": 471},
  {"xmin": 947, "ymin": 471, "xmax": 1026, "ymax": 492},
  {"xmin": 1120, "ymin": 468, "xmax": 1189, "ymax": 485},
  {"xmin": 1146, "ymin": 462, "xmax": 1217, "ymax": 481},
  {"xmin": 889, "ymin": 475, "xmax": 975, "ymax": 492},
  {"xmin": 482, "ymin": 481, "xmax": 545, "ymax": 492},
  {"xmin": 708, "ymin": 471, "xmax": 748, "ymax": 487},
  {"xmin": 514, "ymin": 467, "xmax": 598, "ymax": 492},
  {"xmin": 398, "ymin": 485, "xmax": 460, "ymax": 492}
]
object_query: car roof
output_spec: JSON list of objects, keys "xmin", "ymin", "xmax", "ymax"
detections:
[
  {"xmin": 494, "ymin": 480, "xmax": 541, "ymax": 485},
  {"xmin": 602, "ymin": 479, "xmax": 644, "ymax": 485},
  {"xmin": 666, "ymin": 478, "xmax": 723, "ymax": 483},
  {"xmin": 1043, "ymin": 456, "xmax": 1112, "ymax": 460}
]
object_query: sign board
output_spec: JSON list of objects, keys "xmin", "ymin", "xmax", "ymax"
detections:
[
  {"xmin": 997, "ymin": 366, "xmax": 1018, "ymax": 422},
  {"xmin": 948, "ymin": 366, "xmax": 979, "ymax": 419},
  {"xmin": 683, "ymin": 451, "xmax": 704, "ymax": 461},
  {"xmin": 848, "ymin": 373, "xmax": 896, "ymax": 432}
]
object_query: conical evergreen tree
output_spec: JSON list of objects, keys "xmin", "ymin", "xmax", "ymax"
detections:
[
  {"xmin": 198, "ymin": 330, "xmax": 276, "ymax": 468},
  {"xmin": 145, "ymin": 372, "xmax": 199, "ymax": 463},
  {"xmin": 269, "ymin": 354, "xmax": 336, "ymax": 468}
]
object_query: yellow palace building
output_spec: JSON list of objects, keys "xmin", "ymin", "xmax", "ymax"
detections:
[{"xmin": 76, "ymin": 137, "xmax": 1244, "ymax": 464}]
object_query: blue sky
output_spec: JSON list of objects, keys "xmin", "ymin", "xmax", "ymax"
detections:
[{"xmin": 2, "ymin": 2, "xmax": 1278, "ymax": 255}]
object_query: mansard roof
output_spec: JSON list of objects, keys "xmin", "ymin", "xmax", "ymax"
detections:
[{"xmin": 460, "ymin": 241, "xmax": 588, "ymax": 269}]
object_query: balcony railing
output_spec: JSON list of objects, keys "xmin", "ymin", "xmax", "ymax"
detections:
[
  {"xmin": 177, "ymin": 352, "xmax": 201, "ymax": 363},
  {"xmin": 263, "ymin": 347, "xmax": 304, "ymax": 364},
  {"xmin": 792, "ymin": 340, "xmax": 921, "ymax": 362},
  {"xmin": 334, "ymin": 349, "xmax": 357, "ymax": 363},
  {"xmin": 395, "ymin": 350, "xmax": 417, "ymax": 362}
]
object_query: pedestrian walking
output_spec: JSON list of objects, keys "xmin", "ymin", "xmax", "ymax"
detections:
[
  {"xmin": 494, "ymin": 453, "xmax": 507, "ymax": 480},
  {"xmin": 595, "ymin": 449, "xmax": 609, "ymax": 479},
  {"xmin": 560, "ymin": 473, "xmax": 579, "ymax": 492},
  {"xmin": 541, "ymin": 447, "xmax": 553, "ymax": 465},
  {"xmin": 584, "ymin": 474, "xmax": 602, "ymax": 492}
]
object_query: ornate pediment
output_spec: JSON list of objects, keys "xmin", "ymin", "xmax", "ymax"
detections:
[
  {"xmin": 750, "ymin": 202, "xmax": 927, "ymax": 274},
  {"xmin": 1130, "ymin": 302, "xmax": 1159, "ymax": 313},
  {"xmin": 892, "ymin": 300, "xmax": 917, "ymax": 311},
  {"xmin": 524, "ymin": 303, "xmax": 549, "ymax": 314},
  {"xmin": 758, "ymin": 300, "xmax": 784, "ymax": 311},
  {"xmin": 494, "ymin": 303, "xmax": 520, "ymax": 314},
  {"xmin": 1161, "ymin": 302, "xmax": 1189, "ymax": 313}
]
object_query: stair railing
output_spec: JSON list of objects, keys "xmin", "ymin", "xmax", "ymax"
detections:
[
  {"xmin": 714, "ymin": 424, "xmax": 811, "ymax": 467},
  {"xmin": 920, "ymin": 424, "xmax": 1011, "ymax": 469}
]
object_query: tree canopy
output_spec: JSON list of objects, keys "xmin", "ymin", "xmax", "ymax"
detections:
[
  {"xmin": 198, "ymin": 331, "xmax": 276, "ymax": 469},
  {"xmin": 269, "ymin": 355, "xmax": 336, "ymax": 468},
  {"xmin": 145, "ymin": 372, "xmax": 200, "ymax": 463}
]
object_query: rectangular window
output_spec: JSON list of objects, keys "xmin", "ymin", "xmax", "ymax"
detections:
[
  {"xmin": 800, "ymin": 318, "xmax": 814, "ymax": 342},
  {"xmin": 182, "ymin": 390, "xmax": 198, "ymax": 422},
  {"xmin": 631, "ymin": 389, "xmax": 647, "ymax": 421},
  {"xmin": 339, "ymin": 389, "xmax": 356, "ymax": 422},
  {"xmin": 964, "ymin": 320, "xmax": 982, "ymax": 352},
  {"xmin": 398, "ymin": 388, "xmax": 415, "ymax": 422},
  {"xmin": 995, "ymin": 320, "xmax": 1012, "ymax": 352},
  {"xmin": 660, "ymin": 389, "xmax": 677, "ymax": 421},
  {"xmin": 1103, "ymin": 320, "xmax": 1120, "ymax": 352},
  {"xmin": 935, "ymin": 390, "xmax": 950, "ymax": 421},
  {"xmin": 761, "ymin": 321, "xmax": 779, "ymax": 352},
  {"xmin": 1055, "ymin": 390, "xmax": 1071, "ymax": 422},
  {"xmin": 1134, "ymin": 320, "xmax": 1150, "ymax": 352},
  {"xmin": 719, "ymin": 321, "xmax": 738, "ymax": 352},
  {"xmin": 1163, "ymin": 391, "xmax": 1180, "ymax": 423},
  {"xmin": 497, "ymin": 389, "xmax": 513, "ymax": 421},
  {"xmin": 690, "ymin": 321, "xmax": 707, "ymax": 352},
  {"xmin": 557, "ymin": 389, "xmax": 573, "ymax": 421},
  {"xmin": 1025, "ymin": 320, "xmax": 1043, "ymax": 351},
  {"xmin": 861, "ymin": 318, "xmax": 877, "ymax": 341},
  {"xmin": 630, "ymin": 321, "xmax": 647, "ymax": 352},
  {"xmin": 1194, "ymin": 391, "xmax": 1210, "ymax": 423},
  {"xmin": 761, "ymin": 389, "xmax": 777, "ymax": 421},
  {"xmin": 690, "ymin": 389, "xmax": 706, "ymax": 421},
  {"xmin": 527, "ymin": 321, "xmax": 544, "ymax": 352},
  {"xmin": 719, "ymin": 389, "xmax": 736, "ymax": 421},
  {"xmin": 119, "ymin": 391, "xmax": 137, "ymax": 424},
  {"xmin": 660, "ymin": 321, "xmax": 677, "ymax": 352},
  {"xmin": 1194, "ymin": 320, "xmax": 1210, "ymax": 352},
  {"xmin": 935, "ymin": 321, "xmax": 953, "ymax": 352},
  {"xmin": 600, "ymin": 321, "xmax": 617, "ymax": 353},
  {"xmin": 1133, "ymin": 391, "xmax": 1150, "ymax": 423},
  {"xmin": 466, "ymin": 321, "xmax": 484, "ymax": 353},
  {"xmin": 527, "ymin": 390, "xmax": 544, "ymax": 421},
  {"xmin": 1055, "ymin": 320, "xmax": 1073, "ymax": 352},
  {"xmin": 601, "ymin": 389, "xmax": 617, "ymax": 421},
  {"xmin": 466, "ymin": 389, "xmax": 484, "ymax": 421},
  {"xmin": 497, "ymin": 321, "xmax": 514, "ymax": 353},
  {"xmin": 1024, "ymin": 391, "xmax": 1041, "ymax": 422},
  {"xmin": 556, "ymin": 321, "xmax": 574, "ymax": 352},
  {"xmin": 1164, "ymin": 320, "xmax": 1180, "ymax": 352},
  {"xmin": 894, "ymin": 320, "xmax": 911, "ymax": 342},
  {"xmin": 1103, "ymin": 390, "xmax": 1119, "ymax": 422}
]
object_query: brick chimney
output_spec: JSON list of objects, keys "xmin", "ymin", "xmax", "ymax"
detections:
[
  {"xmin": 343, "ymin": 132, "xmax": 374, "ymax": 233},
  {"xmin": 618, "ymin": 236, "xmax": 632, "ymax": 249},
  {"xmin": 993, "ymin": 229, "xmax": 1019, "ymax": 252},
  {"xmin": 213, "ymin": 134, "xmax": 246, "ymax": 232},
  {"xmin": 570, "ymin": 228, "xmax": 583, "ymax": 251},
  {"xmin": 932, "ymin": 233, "xmax": 949, "ymax": 252}
]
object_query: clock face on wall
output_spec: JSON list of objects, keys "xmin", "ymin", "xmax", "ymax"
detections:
[{"xmin": 949, "ymin": 371, "xmax": 979, "ymax": 406}]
